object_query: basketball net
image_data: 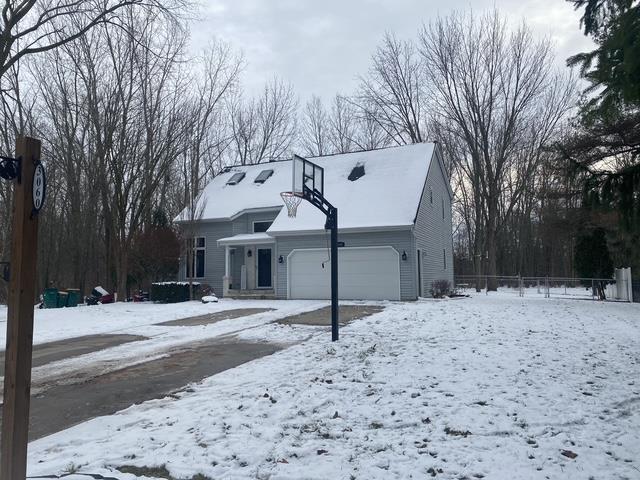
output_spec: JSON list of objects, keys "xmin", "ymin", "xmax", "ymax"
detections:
[{"xmin": 280, "ymin": 191, "xmax": 303, "ymax": 218}]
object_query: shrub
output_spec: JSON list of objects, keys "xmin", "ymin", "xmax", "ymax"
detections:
[
  {"xmin": 150, "ymin": 282, "xmax": 200, "ymax": 303},
  {"xmin": 430, "ymin": 279, "xmax": 451, "ymax": 298}
]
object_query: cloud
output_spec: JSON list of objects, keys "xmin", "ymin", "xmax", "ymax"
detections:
[{"xmin": 189, "ymin": 0, "xmax": 594, "ymax": 101}]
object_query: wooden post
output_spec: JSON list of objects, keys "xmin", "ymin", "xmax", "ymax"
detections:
[{"xmin": 1, "ymin": 137, "xmax": 42, "ymax": 480}]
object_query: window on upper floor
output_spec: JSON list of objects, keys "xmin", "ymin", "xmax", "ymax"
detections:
[
  {"xmin": 254, "ymin": 169, "xmax": 274, "ymax": 184},
  {"xmin": 253, "ymin": 221, "xmax": 272, "ymax": 233},
  {"xmin": 226, "ymin": 172, "xmax": 246, "ymax": 185},
  {"xmin": 348, "ymin": 164, "xmax": 365, "ymax": 181}
]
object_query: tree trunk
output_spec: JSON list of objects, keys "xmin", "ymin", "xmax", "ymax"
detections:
[
  {"xmin": 486, "ymin": 198, "xmax": 499, "ymax": 291},
  {"xmin": 486, "ymin": 225, "xmax": 498, "ymax": 291},
  {"xmin": 116, "ymin": 252, "xmax": 128, "ymax": 302}
]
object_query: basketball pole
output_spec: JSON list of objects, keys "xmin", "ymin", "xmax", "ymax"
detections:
[
  {"xmin": 287, "ymin": 154, "xmax": 339, "ymax": 341},
  {"xmin": 328, "ymin": 207, "xmax": 338, "ymax": 341}
]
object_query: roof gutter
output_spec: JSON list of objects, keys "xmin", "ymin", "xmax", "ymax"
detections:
[
  {"xmin": 174, "ymin": 206, "xmax": 283, "ymax": 225},
  {"xmin": 268, "ymin": 224, "xmax": 413, "ymax": 237}
]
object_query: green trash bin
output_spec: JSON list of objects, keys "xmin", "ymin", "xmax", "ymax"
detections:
[
  {"xmin": 43, "ymin": 288, "xmax": 59, "ymax": 309},
  {"xmin": 66, "ymin": 289, "xmax": 81, "ymax": 307},
  {"xmin": 57, "ymin": 291, "xmax": 69, "ymax": 308}
]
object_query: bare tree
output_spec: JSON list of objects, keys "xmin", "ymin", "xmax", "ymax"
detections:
[
  {"xmin": 176, "ymin": 41, "xmax": 241, "ymax": 299},
  {"xmin": 300, "ymin": 95, "xmax": 329, "ymax": 156},
  {"xmin": 354, "ymin": 32, "xmax": 427, "ymax": 145},
  {"xmin": 0, "ymin": 59, "xmax": 36, "ymax": 301},
  {"xmin": 328, "ymin": 94, "xmax": 357, "ymax": 154},
  {"xmin": 420, "ymin": 11, "xmax": 575, "ymax": 289},
  {"xmin": 229, "ymin": 77, "xmax": 297, "ymax": 164},
  {"xmin": 0, "ymin": 0, "xmax": 187, "ymax": 79},
  {"xmin": 352, "ymin": 109, "xmax": 392, "ymax": 151}
]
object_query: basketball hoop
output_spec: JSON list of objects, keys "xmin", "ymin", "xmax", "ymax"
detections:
[{"xmin": 280, "ymin": 191, "xmax": 303, "ymax": 217}]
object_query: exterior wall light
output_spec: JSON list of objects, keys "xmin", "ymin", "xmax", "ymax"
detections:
[
  {"xmin": 0, "ymin": 156, "xmax": 21, "ymax": 182},
  {"xmin": 247, "ymin": 249, "xmax": 252, "ymax": 257},
  {"xmin": 278, "ymin": 255, "xmax": 284, "ymax": 263},
  {"xmin": 402, "ymin": 250, "xmax": 407, "ymax": 261}
]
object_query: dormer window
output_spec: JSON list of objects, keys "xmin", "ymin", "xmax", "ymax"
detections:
[
  {"xmin": 227, "ymin": 172, "xmax": 246, "ymax": 185},
  {"xmin": 254, "ymin": 169, "xmax": 274, "ymax": 184},
  {"xmin": 348, "ymin": 164, "xmax": 365, "ymax": 181},
  {"xmin": 253, "ymin": 221, "xmax": 272, "ymax": 233}
]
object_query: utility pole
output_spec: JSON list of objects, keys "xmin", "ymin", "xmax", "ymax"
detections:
[{"xmin": 1, "ymin": 137, "xmax": 45, "ymax": 480}]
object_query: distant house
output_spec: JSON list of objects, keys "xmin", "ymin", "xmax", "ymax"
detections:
[{"xmin": 175, "ymin": 143, "xmax": 453, "ymax": 300}]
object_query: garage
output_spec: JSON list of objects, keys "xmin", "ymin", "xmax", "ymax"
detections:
[{"xmin": 287, "ymin": 246, "xmax": 401, "ymax": 300}]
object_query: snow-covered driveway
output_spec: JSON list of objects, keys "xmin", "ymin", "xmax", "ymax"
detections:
[
  {"xmin": 28, "ymin": 294, "xmax": 640, "ymax": 479},
  {"xmin": 0, "ymin": 299, "xmax": 326, "ymax": 347}
]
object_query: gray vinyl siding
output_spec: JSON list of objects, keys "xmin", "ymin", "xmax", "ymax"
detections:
[
  {"xmin": 230, "ymin": 211, "xmax": 280, "ymax": 290},
  {"xmin": 230, "ymin": 246, "xmax": 244, "ymax": 290},
  {"xmin": 275, "ymin": 230, "xmax": 416, "ymax": 300},
  {"xmin": 413, "ymin": 148, "xmax": 454, "ymax": 296},
  {"xmin": 179, "ymin": 221, "xmax": 232, "ymax": 296},
  {"xmin": 232, "ymin": 210, "xmax": 281, "ymax": 235},
  {"xmin": 179, "ymin": 211, "xmax": 281, "ymax": 295}
]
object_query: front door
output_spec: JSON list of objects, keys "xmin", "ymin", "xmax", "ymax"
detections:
[{"xmin": 257, "ymin": 248, "xmax": 272, "ymax": 288}]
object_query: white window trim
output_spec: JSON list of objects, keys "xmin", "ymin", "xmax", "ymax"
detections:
[
  {"xmin": 187, "ymin": 237, "xmax": 206, "ymax": 279},
  {"xmin": 252, "ymin": 220, "xmax": 273, "ymax": 233}
]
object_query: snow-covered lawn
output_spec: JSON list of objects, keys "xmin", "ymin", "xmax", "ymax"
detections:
[{"xmin": 28, "ymin": 294, "xmax": 640, "ymax": 479}]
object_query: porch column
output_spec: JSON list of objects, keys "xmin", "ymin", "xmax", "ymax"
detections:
[{"xmin": 223, "ymin": 245, "xmax": 231, "ymax": 297}]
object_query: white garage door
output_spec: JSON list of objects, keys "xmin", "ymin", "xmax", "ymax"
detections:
[{"xmin": 288, "ymin": 246, "xmax": 400, "ymax": 300}]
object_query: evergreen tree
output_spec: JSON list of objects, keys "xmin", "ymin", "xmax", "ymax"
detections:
[
  {"xmin": 561, "ymin": 1, "xmax": 640, "ymax": 278},
  {"xmin": 567, "ymin": 0, "xmax": 640, "ymax": 117},
  {"xmin": 574, "ymin": 228, "xmax": 614, "ymax": 298}
]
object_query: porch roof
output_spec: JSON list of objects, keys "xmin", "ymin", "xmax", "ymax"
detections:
[{"xmin": 217, "ymin": 233, "xmax": 275, "ymax": 247}]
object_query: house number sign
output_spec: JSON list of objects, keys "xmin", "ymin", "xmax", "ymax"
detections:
[{"xmin": 32, "ymin": 161, "xmax": 46, "ymax": 213}]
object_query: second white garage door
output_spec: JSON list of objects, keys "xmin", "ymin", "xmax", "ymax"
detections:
[{"xmin": 287, "ymin": 246, "xmax": 401, "ymax": 300}]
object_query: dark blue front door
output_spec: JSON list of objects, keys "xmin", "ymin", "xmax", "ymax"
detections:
[{"xmin": 257, "ymin": 248, "xmax": 272, "ymax": 288}]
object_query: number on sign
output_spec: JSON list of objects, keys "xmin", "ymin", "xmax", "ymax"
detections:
[{"xmin": 32, "ymin": 163, "xmax": 46, "ymax": 213}]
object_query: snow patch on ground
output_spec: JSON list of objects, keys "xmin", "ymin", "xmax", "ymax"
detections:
[
  {"xmin": 1, "ymin": 300, "xmax": 329, "ymax": 402},
  {"xmin": 0, "ymin": 299, "xmax": 324, "ymax": 348},
  {"xmin": 27, "ymin": 294, "xmax": 640, "ymax": 479}
]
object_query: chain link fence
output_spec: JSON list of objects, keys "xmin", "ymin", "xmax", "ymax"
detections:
[{"xmin": 454, "ymin": 275, "xmax": 634, "ymax": 302}]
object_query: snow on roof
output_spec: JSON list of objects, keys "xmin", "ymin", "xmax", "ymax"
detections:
[
  {"xmin": 217, "ymin": 233, "xmax": 275, "ymax": 246},
  {"xmin": 177, "ymin": 143, "xmax": 436, "ymax": 234}
]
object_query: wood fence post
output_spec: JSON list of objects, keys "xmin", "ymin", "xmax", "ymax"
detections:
[{"xmin": 1, "ymin": 137, "xmax": 42, "ymax": 480}]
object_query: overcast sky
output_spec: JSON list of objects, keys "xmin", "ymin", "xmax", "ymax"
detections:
[{"xmin": 190, "ymin": 0, "xmax": 593, "ymax": 101}]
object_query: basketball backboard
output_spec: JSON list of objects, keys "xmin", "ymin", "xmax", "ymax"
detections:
[{"xmin": 292, "ymin": 154, "xmax": 323, "ymax": 198}]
